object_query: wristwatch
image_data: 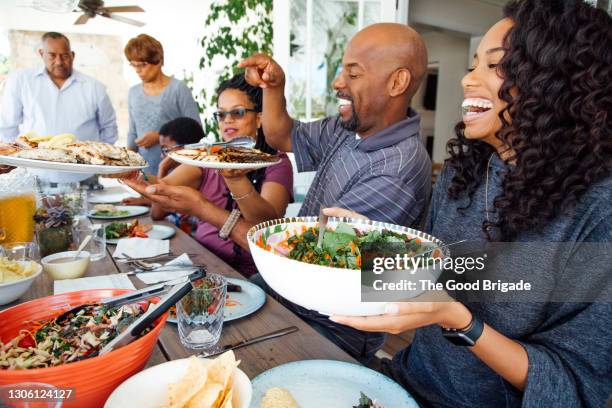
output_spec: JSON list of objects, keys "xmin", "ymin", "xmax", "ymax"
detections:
[{"xmin": 441, "ymin": 313, "xmax": 484, "ymax": 347}]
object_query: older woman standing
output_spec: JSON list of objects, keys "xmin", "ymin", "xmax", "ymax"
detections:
[{"xmin": 124, "ymin": 34, "xmax": 201, "ymax": 174}]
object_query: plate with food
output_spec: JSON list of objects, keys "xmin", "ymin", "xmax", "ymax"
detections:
[
  {"xmin": 247, "ymin": 217, "xmax": 448, "ymax": 316},
  {"xmin": 0, "ymin": 289, "xmax": 167, "ymax": 408},
  {"xmin": 169, "ymin": 145, "xmax": 281, "ymax": 170},
  {"xmin": 167, "ymin": 277, "xmax": 266, "ymax": 324},
  {"xmin": 104, "ymin": 220, "xmax": 175, "ymax": 244},
  {"xmin": 89, "ymin": 204, "xmax": 149, "ymax": 220},
  {"xmin": 105, "ymin": 351, "xmax": 252, "ymax": 408},
  {"xmin": 0, "ymin": 134, "xmax": 147, "ymax": 174},
  {"xmin": 0, "ymin": 257, "xmax": 42, "ymax": 305},
  {"xmin": 252, "ymin": 360, "xmax": 417, "ymax": 408}
]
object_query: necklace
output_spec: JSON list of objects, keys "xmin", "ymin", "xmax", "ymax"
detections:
[{"xmin": 485, "ymin": 152, "xmax": 495, "ymax": 223}]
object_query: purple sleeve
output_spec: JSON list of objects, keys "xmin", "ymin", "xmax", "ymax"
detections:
[{"xmin": 262, "ymin": 152, "xmax": 294, "ymax": 202}]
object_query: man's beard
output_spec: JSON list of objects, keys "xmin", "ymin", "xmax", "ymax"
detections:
[
  {"xmin": 340, "ymin": 102, "xmax": 360, "ymax": 132},
  {"xmin": 51, "ymin": 66, "xmax": 71, "ymax": 79}
]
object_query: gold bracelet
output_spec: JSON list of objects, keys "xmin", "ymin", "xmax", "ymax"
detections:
[{"xmin": 230, "ymin": 187, "xmax": 255, "ymax": 201}]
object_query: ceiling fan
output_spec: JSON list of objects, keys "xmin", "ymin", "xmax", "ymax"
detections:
[{"xmin": 29, "ymin": 0, "xmax": 146, "ymax": 27}]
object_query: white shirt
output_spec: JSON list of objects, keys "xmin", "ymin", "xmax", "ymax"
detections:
[{"xmin": 0, "ymin": 67, "xmax": 118, "ymax": 182}]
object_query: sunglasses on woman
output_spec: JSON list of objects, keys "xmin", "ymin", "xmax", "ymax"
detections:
[
  {"xmin": 213, "ymin": 108, "xmax": 258, "ymax": 121},
  {"xmin": 160, "ymin": 144, "xmax": 181, "ymax": 157}
]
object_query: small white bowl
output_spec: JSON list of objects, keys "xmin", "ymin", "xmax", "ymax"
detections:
[
  {"xmin": 0, "ymin": 261, "xmax": 42, "ymax": 305},
  {"xmin": 41, "ymin": 251, "xmax": 91, "ymax": 280}
]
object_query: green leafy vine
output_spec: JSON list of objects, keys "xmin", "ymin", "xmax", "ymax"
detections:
[{"xmin": 195, "ymin": 0, "xmax": 273, "ymax": 140}]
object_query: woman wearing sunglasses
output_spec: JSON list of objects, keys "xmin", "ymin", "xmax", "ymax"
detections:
[
  {"xmin": 124, "ymin": 34, "xmax": 201, "ymax": 174},
  {"xmin": 324, "ymin": 0, "xmax": 611, "ymax": 406},
  {"xmin": 144, "ymin": 73, "xmax": 293, "ymax": 277}
]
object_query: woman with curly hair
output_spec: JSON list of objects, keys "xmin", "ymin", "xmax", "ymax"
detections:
[{"xmin": 327, "ymin": 0, "xmax": 611, "ymax": 406}]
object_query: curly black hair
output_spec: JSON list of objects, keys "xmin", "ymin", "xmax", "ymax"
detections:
[{"xmin": 446, "ymin": 0, "xmax": 612, "ymax": 241}]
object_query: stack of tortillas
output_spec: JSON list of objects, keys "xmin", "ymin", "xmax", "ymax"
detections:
[
  {"xmin": 164, "ymin": 351, "xmax": 239, "ymax": 408},
  {"xmin": 260, "ymin": 387, "xmax": 300, "ymax": 408}
]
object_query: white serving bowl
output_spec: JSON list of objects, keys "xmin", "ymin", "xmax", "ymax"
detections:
[
  {"xmin": 0, "ymin": 261, "xmax": 42, "ymax": 305},
  {"xmin": 41, "ymin": 251, "xmax": 90, "ymax": 280},
  {"xmin": 247, "ymin": 217, "xmax": 448, "ymax": 316}
]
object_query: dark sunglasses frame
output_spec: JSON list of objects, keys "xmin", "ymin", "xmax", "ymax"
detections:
[
  {"xmin": 213, "ymin": 108, "xmax": 258, "ymax": 121},
  {"xmin": 160, "ymin": 145, "xmax": 181, "ymax": 156}
]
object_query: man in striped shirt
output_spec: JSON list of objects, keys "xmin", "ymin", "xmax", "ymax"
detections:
[
  {"xmin": 239, "ymin": 23, "xmax": 431, "ymax": 362},
  {"xmin": 240, "ymin": 24, "xmax": 430, "ymax": 228}
]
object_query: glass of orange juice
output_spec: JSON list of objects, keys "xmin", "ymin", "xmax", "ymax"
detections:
[{"xmin": 0, "ymin": 170, "xmax": 38, "ymax": 245}]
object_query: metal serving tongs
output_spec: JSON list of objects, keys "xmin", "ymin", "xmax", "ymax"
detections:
[
  {"xmin": 174, "ymin": 136, "xmax": 256, "ymax": 152},
  {"xmin": 98, "ymin": 268, "xmax": 206, "ymax": 355},
  {"xmin": 317, "ymin": 205, "xmax": 328, "ymax": 249},
  {"xmin": 55, "ymin": 268, "xmax": 206, "ymax": 325}
]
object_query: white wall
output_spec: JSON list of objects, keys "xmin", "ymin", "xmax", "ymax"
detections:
[
  {"xmin": 409, "ymin": 0, "xmax": 504, "ymax": 36},
  {"xmin": 411, "ymin": 68, "xmax": 435, "ymax": 146},
  {"xmin": 469, "ymin": 35, "xmax": 483, "ymax": 61},
  {"xmin": 420, "ymin": 31, "xmax": 470, "ymax": 163},
  {"xmin": 0, "ymin": 1, "xmax": 212, "ymax": 83}
]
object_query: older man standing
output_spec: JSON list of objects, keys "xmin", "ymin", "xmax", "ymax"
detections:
[{"xmin": 0, "ymin": 31, "xmax": 118, "ymax": 182}]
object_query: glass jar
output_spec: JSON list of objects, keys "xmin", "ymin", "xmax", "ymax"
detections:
[
  {"xmin": 0, "ymin": 169, "xmax": 38, "ymax": 244},
  {"xmin": 36, "ymin": 223, "xmax": 74, "ymax": 258}
]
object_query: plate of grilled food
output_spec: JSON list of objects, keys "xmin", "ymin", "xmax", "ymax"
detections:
[
  {"xmin": 169, "ymin": 145, "xmax": 281, "ymax": 170},
  {"xmin": 0, "ymin": 133, "xmax": 147, "ymax": 174}
]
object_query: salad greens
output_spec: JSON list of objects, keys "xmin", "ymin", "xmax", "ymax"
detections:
[
  {"xmin": 104, "ymin": 220, "xmax": 150, "ymax": 239},
  {"xmin": 286, "ymin": 222, "xmax": 427, "ymax": 269},
  {"xmin": 94, "ymin": 209, "xmax": 130, "ymax": 217},
  {"xmin": 354, "ymin": 391, "xmax": 384, "ymax": 408},
  {"xmin": 105, "ymin": 221, "xmax": 129, "ymax": 239},
  {"xmin": 0, "ymin": 304, "xmax": 146, "ymax": 369}
]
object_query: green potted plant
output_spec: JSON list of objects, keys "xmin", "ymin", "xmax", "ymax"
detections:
[{"xmin": 34, "ymin": 205, "xmax": 74, "ymax": 257}]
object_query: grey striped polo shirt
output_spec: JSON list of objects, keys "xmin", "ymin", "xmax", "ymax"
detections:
[{"xmin": 292, "ymin": 109, "xmax": 431, "ymax": 226}]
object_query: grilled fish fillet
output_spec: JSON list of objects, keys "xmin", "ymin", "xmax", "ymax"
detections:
[
  {"xmin": 217, "ymin": 147, "xmax": 278, "ymax": 163},
  {"xmin": 62, "ymin": 142, "xmax": 146, "ymax": 166},
  {"xmin": 13, "ymin": 148, "xmax": 77, "ymax": 163},
  {"xmin": 0, "ymin": 142, "xmax": 20, "ymax": 156},
  {"xmin": 6, "ymin": 139, "xmax": 146, "ymax": 167},
  {"xmin": 125, "ymin": 150, "xmax": 147, "ymax": 166}
]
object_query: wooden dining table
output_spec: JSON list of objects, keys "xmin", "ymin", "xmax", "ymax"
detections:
[{"xmin": 4, "ymin": 211, "xmax": 356, "ymax": 380}]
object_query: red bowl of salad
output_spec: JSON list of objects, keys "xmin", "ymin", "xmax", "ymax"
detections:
[{"xmin": 0, "ymin": 289, "xmax": 168, "ymax": 408}]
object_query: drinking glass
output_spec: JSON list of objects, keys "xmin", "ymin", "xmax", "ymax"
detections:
[
  {"xmin": 63, "ymin": 188, "xmax": 88, "ymax": 222},
  {"xmin": 1, "ymin": 169, "xmax": 38, "ymax": 245},
  {"xmin": 73, "ymin": 224, "xmax": 106, "ymax": 261},
  {"xmin": 0, "ymin": 382, "xmax": 63, "ymax": 408},
  {"xmin": 1, "ymin": 241, "xmax": 40, "ymax": 261},
  {"xmin": 39, "ymin": 187, "xmax": 88, "ymax": 226},
  {"xmin": 177, "ymin": 274, "xmax": 227, "ymax": 350}
]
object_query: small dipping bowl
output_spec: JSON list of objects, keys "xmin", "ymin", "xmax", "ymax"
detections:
[{"xmin": 41, "ymin": 251, "xmax": 91, "ymax": 280}]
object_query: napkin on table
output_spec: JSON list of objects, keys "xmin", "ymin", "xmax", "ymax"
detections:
[
  {"xmin": 54, "ymin": 274, "xmax": 136, "ymax": 295},
  {"xmin": 112, "ymin": 238, "xmax": 170, "ymax": 259},
  {"xmin": 135, "ymin": 254, "xmax": 197, "ymax": 285}
]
